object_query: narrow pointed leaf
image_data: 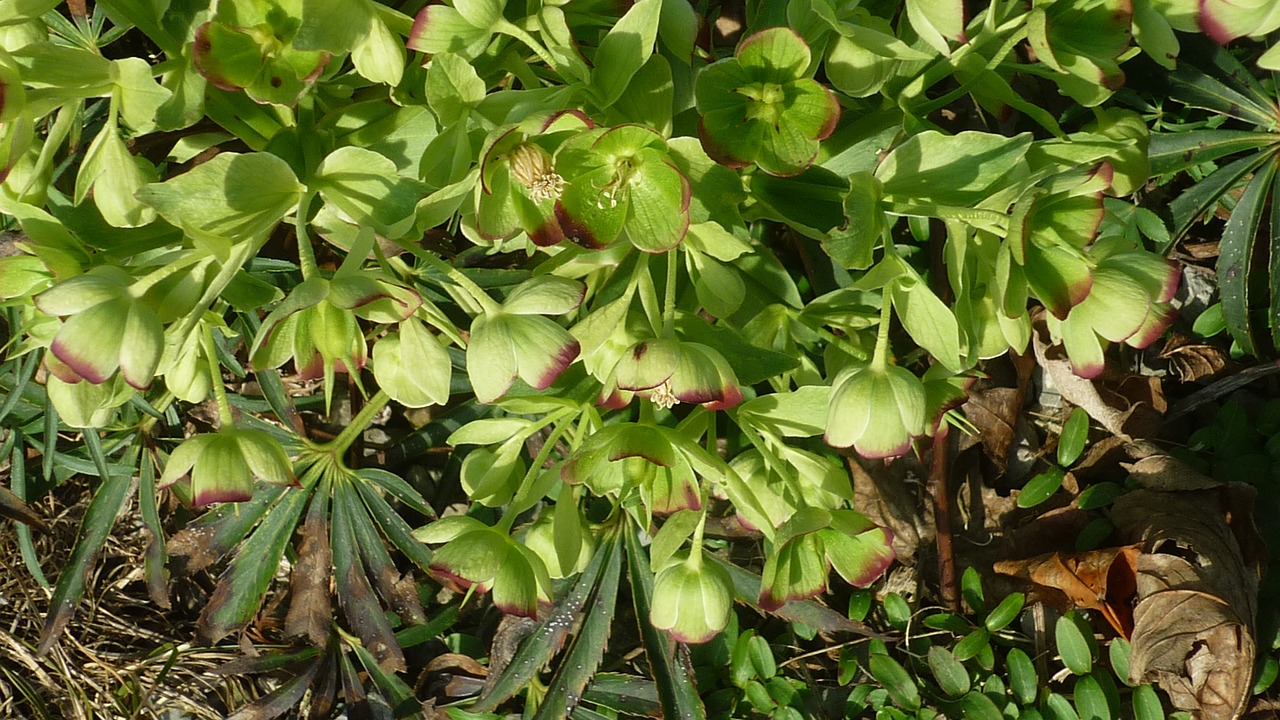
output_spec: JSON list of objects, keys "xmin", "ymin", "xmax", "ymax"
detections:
[
  {"xmin": 332, "ymin": 481, "xmax": 407, "ymax": 672},
  {"xmin": 1218, "ymin": 156, "xmax": 1277, "ymax": 356}
]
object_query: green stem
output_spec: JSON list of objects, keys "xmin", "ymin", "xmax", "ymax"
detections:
[
  {"xmin": 500, "ymin": 419, "xmax": 572, "ymax": 533},
  {"xmin": 202, "ymin": 324, "xmax": 236, "ymax": 427},
  {"xmin": 688, "ymin": 508, "xmax": 708, "ymax": 569},
  {"xmin": 131, "ymin": 253, "xmax": 212, "ymax": 297},
  {"xmin": 295, "ymin": 191, "xmax": 319, "ymax": 281},
  {"xmin": 418, "ymin": 252, "xmax": 500, "ymax": 315},
  {"xmin": 494, "ymin": 20, "xmax": 564, "ymax": 77},
  {"xmin": 661, "ymin": 249, "xmax": 679, "ymax": 336},
  {"xmin": 871, "ymin": 292, "xmax": 894, "ymax": 371},
  {"xmin": 324, "ymin": 389, "xmax": 391, "ymax": 459}
]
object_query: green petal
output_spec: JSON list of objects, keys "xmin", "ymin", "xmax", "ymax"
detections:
[
  {"xmin": 824, "ymin": 367, "xmax": 874, "ymax": 449},
  {"xmin": 1072, "ymin": 267, "xmax": 1151, "ymax": 344},
  {"xmin": 698, "ymin": 108, "xmax": 765, "ymax": 169},
  {"xmin": 34, "ymin": 269, "xmax": 129, "ymax": 317},
  {"xmin": 191, "ymin": 434, "xmax": 254, "ymax": 506},
  {"xmin": 694, "ymin": 60, "xmax": 753, "ymax": 114},
  {"xmin": 821, "ymin": 527, "xmax": 896, "ymax": 588},
  {"xmin": 625, "ymin": 155, "xmax": 690, "ymax": 252},
  {"xmin": 51, "ymin": 299, "xmax": 128, "ymax": 384},
  {"xmin": 735, "ymin": 27, "xmax": 811, "ymax": 83},
  {"xmin": 158, "ymin": 434, "xmax": 216, "ymax": 488},
  {"xmin": 506, "ymin": 315, "xmax": 580, "ymax": 390},
  {"xmin": 119, "ymin": 302, "xmax": 163, "ymax": 390},
  {"xmin": 502, "ymin": 275, "xmax": 586, "ymax": 316},
  {"xmin": 614, "ymin": 337, "xmax": 680, "ymax": 391},
  {"xmin": 429, "ymin": 529, "xmax": 508, "ymax": 591},
  {"xmin": 235, "ymin": 429, "xmax": 295, "ymax": 487},
  {"xmin": 492, "ymin": 544, "xmax": 540, "ymax": 617},
  {"xmin": 1056, "ymin": 314, "xmax": 1107, "ymax": 379},
  {"xmin": 556, "ymin": 165, "xmax": 628, "ymax": 247},
  {"xmin": 466, "ymin": 314, "xmax": 517, "ymax": 403}
]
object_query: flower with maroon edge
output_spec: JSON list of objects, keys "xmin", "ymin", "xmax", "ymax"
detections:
[
  {"xmin": 561, "ymin": 423, "xmax": 701, "ymax": 515},
  {"xmin": 1048, "ymin": 237, "xmax": 1179, "ymax": 378},
  {"xmin": 466, "ymin": 275, "xmax": 584, "ymax": 404},
  {"xmin": 475, "ymin": 112, "xmax": 593, "ymax": 246},
  {"xmin": 413, "ymin": 516, "xmax": 553, "ymax": 619},
  {"xmin": 650, "ymin": 549, "xmax": 734, "ymax": 644},
  {"xmin": 158, "ymin": 427, "xmax": 296, "ymax": 508},
  {"xmin": 824, "ymin": 360, "xmax": 927, "ymax": 459},
  {"xmin": 601, "ymin": 337, "xmax": 743, "ymax": 411},
  {"xmin": 694, "ymin": 27, "xmax": 840, "ymax": 177},
  {"xmin": 35, "ymin": 267, "xmax": 163, "ymax": 390},
  {"xmin": 758, "ymin": 508, "xmax": 895, "ymax": 611}
]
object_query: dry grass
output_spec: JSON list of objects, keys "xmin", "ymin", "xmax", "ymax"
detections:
[{"xmin": 0, "ymin": 478, "xmax": 262, "ymax": 720}]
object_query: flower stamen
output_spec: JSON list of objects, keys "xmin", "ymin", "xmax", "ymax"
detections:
[{"xmin": 509, "ymin": 143, "xmax": 564, "ymax": 203}]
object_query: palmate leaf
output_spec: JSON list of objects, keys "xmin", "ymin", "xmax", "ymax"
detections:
[
  {"xmin": 1218, "ymin": 155, "xmax": 1278, "ymax": 356},
  {"xmin": 472, "ymin": 528, "xmax": 620, "ymax": 713}
]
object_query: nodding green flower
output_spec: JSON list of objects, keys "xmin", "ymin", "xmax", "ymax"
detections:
[
  {"xmin": 650, "ymin": 550, "xmax": 734, "ymax": 644},
  {"xmin": 757, "ymin": 508, "xmax": 895, "ymax": 611},
  {"xmin": 695, "ymin": 27, "xmax": 840, "ymax": 176},
  {"xmin": 35, "ymin": 267, "xmax": 163, "ymax": 390},
  {"xmin": 1048, "ymin": 238, "xmax": 1179, "ymax": 378},
  {"xmin": 561, "ymin": 424, "xmax": 702, "ymax": 515},
  {"xmin": 476, "ymin": 112, "xmax": 593, "ymax": 245},
  {"xmin": 159, "ymin": 427, "xmax": 296, "ymax": 508},
  {"xmin": 414, "ymin": 517, "xmax": 553, "ymax": 618},
  {"xmin": 825, "ymin": 362, "xmax": 927, "ymax": 459},
  {"xmin": 192, "ymin": 7, "xmax": 331, "ymax": 107},
  {"xmin": 601, "ymin": 337, "xmax": 743, "ymax": 411}
]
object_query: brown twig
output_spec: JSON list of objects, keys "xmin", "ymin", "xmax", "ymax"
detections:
[{"xmin": 931, "ymin": 423, "xmax": 958, "ymax": 610}]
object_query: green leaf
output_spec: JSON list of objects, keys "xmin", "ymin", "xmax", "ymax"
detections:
[
  {"xmin": 891, "ymin": 276, "xmax": 963, "ymax": 372},
  {"xmin": 962, "ymin": 566, "xmax": 985, "ymax": 614},
  {"xmin": 314, "ymin": 146, "xmax": 429, "ymax": 239},
  {"xmin": 198, "ymin": 485, "xmax": 312, "ymax": 643},
  {"xmin": 332, "ymin": 480, "xmax": 408, "ymax": 672},
  {"xmin": 984, "ymin": 592, "xmax": 1025, "ymax": 632},
  {"xmin": 1073, "ymin": 674, "xmax": 1111, "ymax": 720},
  {"xmin": 1045, "ymin": 692, "xmax": 1081, "ymax": 720},
  {"xmin": 651, "ymin": 510, "xmax": 700, "ymax": 571},
  {"xmin": 1169, "ymin": 149, "xmax": 1272, "ymax": 244},
  {"xmin": 883, "ymin": 592, "xmax": 911, "ymax": 630},
  {"xmin": 1055, "ymin": 612, "xmax": 1094, "ymax": 675},
  {"xmin": 877, "ymin": 132, "xmax": 1033, "ymax": 207},
  {"xmin": 37, "ymin": 433, "xmax": 131, "ymax": 654},
  {"xmin": 1218, "ymin": 156, "xmax": 1278, "ymax": 356},
  {"xmin": 75, "ymin": 123, "xmax": 158, "ymax": 228},
  {"xmin": 961, "ymin": 690, "xmax": 1004, "ymax": 720},
  {"xmin": 426, "ymin": 53, "xmax": 486, "ymax": 125},
  {"xmin": 953, "ymin": 628, "xmax": 991, "ymax": 662},
  {"xmin": 0, "ymin": 0, "xmax": 59, "ymax": 26},
  {"xmin": 1148, "ymin": 130, "xmax": 1278, "ymax": 176},
  {"xmin": 1108, "ymin": 637, "xmax": 1132, "ymax": 686},
  {"xmin": 927, "ymin": 646, "xmax": 970, "ymax": 697},
  {"xmin": 1132, "ymin": 685, "xmax": 1165, "ymax": 720},
  {"xmin": 1019, "ymin": 466, "xmax": 1066, "ymax": 508},
  {"xmin": 869, "ymin": 654, "xmax": 920, "ymax": 712},
  {"xmin": 1058, "ymin": 407, "xmax": 1090, "ymax": 466},
  {"xmin": 735, "ymin": 385, "xmax": 829, "ymax": 437},
  {"xmin": 1007, "ymin": 647, "xmax": 1039, "ymax": 705},
  {"xmin": 138, "ymin": 152, "xmax": 303, "ymax": 239},
  {"xmin": 1076, "ymin": 482, "xmax": 1124, "ymax": 510},
  {"xmin": 294, "ymin": 0, "xmax": 374, "ymax": 52},
  {"xmin": 592, "ymin": 0, "xmax": 662, "ymax": 107}
]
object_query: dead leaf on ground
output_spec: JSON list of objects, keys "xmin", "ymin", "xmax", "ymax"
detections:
[
  {"xmin": 1160, "ymin": 331, "xmax": 1232, "ymax": 382},
  {"xmin": 1032, "ymin": 312, "xmax": 1165, "ymax": 440},
  {"xmin": 961, "ymin": 353, "xmax": 1036, "ymax": 472},
  {"xmin": 994, "ymin": 545, "xmax": 1140, "ymax": 637},
  {"xmin": 284, "ymin": 496, "xmax": 332, "ymax": 647},
  {"xmin": 1113, "ymin": 484, "xmax": 1261, "ymax": 720}
]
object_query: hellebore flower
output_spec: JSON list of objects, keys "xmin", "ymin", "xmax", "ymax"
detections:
[
  {"xmin": 159, "ymin": 427, "xmax": 296, "ymax": 507},
  {"xmin": 650, "ymin": 550, "xmax": 734, "ymax": 644},
  {"xmin": 35, "ymin": 267, "xmax": 163, "ymax": 390},
  {"xmin": 465, "ymin": 275, "xmax": 584, "ymax": 404},
  {"xmin": 476, "ymin": 112, "xmax": 593, "ymax": 245},
  {"xmin": 251, "ymin": 273, "xmax": 420, "ymax": 383},
  {"xmin": 553, "ymin": 124, "xmax": 691, "ymax": 252},
  {"xmin": 561, "ymin": 423, "xmax": 702, "ymax": 515},
  {"xmin": 44, "ymin": 368, "xmax": 134, "ymax": 429},
  {"xmin": 192, "ymin": 6, "xmax": 330, "ymax": 107},
  {"xmin": 601, "ymin": 337, "xmax": 744, "ymax": 411},
  {"xmin": 1048, "ymin": 239, "xmax": 1178, "ymax": 378},
  {"xmin": 758, "ymin": 508, "xmax": 895, "ymax": 611},
  {"xmin": 695, "ymin": 27, "xmax": 840, "ymax": 176},
  {"xmin": 414, "ymin": 516, "xmax": 553, "ymax": 618},
  {"xmin": 372, "ymin": 318, "xmax": 451, "ymax": 408},
  {"xmin": 825, "ymin": 362, "xmax": 926, "ymax": 459}
]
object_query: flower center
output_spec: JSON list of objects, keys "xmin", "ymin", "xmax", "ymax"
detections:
[
  {"xmin": 649, "ymin": 380, "xmax": 679, "ymax": 410},
  {"xmin": 595, "ymin": 158, "xmax": 637, "ymax": 209},
  {"xmin": 508, "ymin": 143, "xmax": 565, "ymax": 203}
]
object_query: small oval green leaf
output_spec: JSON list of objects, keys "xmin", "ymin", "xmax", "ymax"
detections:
[
  {"xmin": 961, "ymin": 690, "xmax": 1003, "ymax": 720},
  {"xmin": 953, "ymin": 628, "xmax": 991, "ymax": 662},
  {"xmin": 1073, "ymin": 674, "xmax": 1111, "ymax": 720},
  {"xmin": 927, "ymin": 645, "xmax": 971, "ymax": 697},
  {"xmin": 1109, "ymin": 638, "xmax": 1133, "ymax": 686},
  {"xmin": 1132, "ymin": 684, "xmax": 1165, "ymax": 720},
  {"xmin": 1056, "ymin": 613, "xmax": 1094, "ymax": 675},
  {"xmin": 985, "ymin": 592, "xmax": 1025, "ymax": 632},
  {"xmin": 1007, "ymin": 647, "xmax": 1039, "ymax": 705},
  {"xmin": 1019, "ymin": 466, "xmax": 1066, "ymax": 508},
  {"xmin": 1058, "ymin": 407, "xmax": 1089, "ymax": 466},
  {"xmin": 869, "ymin": 653, "xmax": 921, "ymax": 712},
  {"xmin": 883, "ymin": 592, "xmax": 912, "ymax": 630}
]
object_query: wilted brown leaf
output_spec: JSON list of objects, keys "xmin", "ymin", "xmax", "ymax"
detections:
[
  {"xmin": 963, "ymin": 387, "xmax": 1022, "ymax": 472},
  {"xmin": 1160, "ymin": 331, "xmax": 1231, "ymax": 382},
  {"xmin": 284, "ymin": 496, "xmax": 332, "ymax": 647},
  {"xmin": 1113, "ymin": 485, "xmax": 1261, "ymax": 720},
  {"xmin": 994, "ymin": 545, "xmax": 1140, "ymax": 637}
]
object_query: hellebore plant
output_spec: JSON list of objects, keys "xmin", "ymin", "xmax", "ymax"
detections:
[
  {"xmin": 413, "ymin": 515, "xmax": 553, "ymax": 619},
  {"xmin": 758, "ymin": 508, "xmax": 896, "ymax": 611},
  {"xmin": 695, "ymin": 27, "xmax": 840, "ymax": 176}
]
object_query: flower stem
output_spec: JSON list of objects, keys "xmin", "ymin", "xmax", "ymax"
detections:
[
  {"xmin": 418, "ymin": 252, "xmax": 500, "ymax": 316},
  {"xmin": 324, "ymin": 389, "xmax": 390, "ymax": 459},
  {"xmin": 871, "ymin": 292, "xmax": 894, "ymax": 371},
  {"xmin": 202, "ymin": 324, "xmax": 236, "ymax": 427},
  {"xmin": 295, "ymin": 191, "xmax": 319, "ymax": 281},
  {"xmin": 661, "ymin": 249, "xmax": 679, "ymax": 336}
]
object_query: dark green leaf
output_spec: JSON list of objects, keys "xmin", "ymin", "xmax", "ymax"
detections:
[
  {"xmin": 883, "ymin": 592, "xmax": 912, "ymax": 630},
  {"xmin": 961, "ymin": 690, "xmax": 1003, "ymax": 720},
  {"xmin": 927, "ymin": 645, "xmax": 970, "ymax": 697},
  {"xmin": 984, "ymin": 592, "xmax": 1025, "ymax": 633},
  {"xmin": 582, "ymin": 673, "xmax": 661, "ymax": 717},
  {"xmin": 1058, "ymin": 408, "xmax": 1089, "ymax": 466},
  {"xmin": 138, "ymin": 451, "xmax": 169, "ymax": 609},
  {"xmin": 1006, "ymin": 647, "xmax": 1038, "ymax": 705},
  {"xmin": 1055, "ymin": 612, "xmax": 1094, "ymax": 675},
  {"xmin": 38, "ymin": 432, "xmax": 132, "ymax": 654},
  {"xmin": 869, "ymin": 654, "xmax": 920, "ymax": 711},
  {"xmin": 1148, "ymin": 130, "xmax": 1278, "ymax": 176},
  {"xmin": 1044, "ymin": 692, "xmax": 1081, "ymax": 720},
  {"xmin": 1073, "ymin": 674, "xmax": 1111, "ymax": 720},
  {"xmin": 354, "ymin": 476, "xmax": 435, "ymax": 573},
  {"xmin": 953, "ymin": 629, "xmax": 991, "ymax": 662},
  {"xmin": 1132, "ymin": 685, "xmax": 1165, "ymax": 720},
  {"xmin": 1169, "ymin": 151, "xmax": 1272, "ymax": 246},
  {"xmin": 1076, "ymin": 482, "xmax": 1124, "ymax": 510},
  {"xmin": 332, "ymin": 479, "xmax": 407, "ymax": 672},
  {"xmin": 1219, "ymin": 156, "xmax": 1278, "ymax": 356},
  {"xmin": 1019, "ymin": 467, "xmax": 1066, "ymax": 508},
  {"xmin": 1109, "ymin": 637, "xmax": 1132, "ymax": 686},
  {"xmin": 962, "ymin": 566, "xmax": 985, "ymax": 614}
]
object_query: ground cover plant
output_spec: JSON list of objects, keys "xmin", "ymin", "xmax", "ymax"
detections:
[{"xmin": 1, "ymin": 0, "xmax": 1280, "ymax": 718}]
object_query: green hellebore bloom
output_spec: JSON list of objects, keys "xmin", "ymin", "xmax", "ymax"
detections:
[
  {"xmin": 159, "ymin": 427, "xmax": 296, "ymax": 508},
  {"xmin": 561, "ymin": 423, "xmax": 701, "ymax": 514},
  {"xmin": 35, "ymin": 267, "xmax": 164, "ymax": 390},
  {"xmin": 419, "ymin": 521, "xmax": 553, "ymax": 618},
  {"xmin": 825, "ymin": 363, "xmax": 926, "ymax": 459},
  {"xmin": 192, "ymin": 8, "xmax": 331, "ymax": 107},
  {"xmin": 372, "ymin": 318, "xmax": 451, "ymax": 408},
  {"xmin": 650, "ymin": 551, "xmax": 734, "ymax": 644},
  {"xmin": 602, "ymin": 337, "xmax": 744, "ymax": 411},
  {"xmin": 466, "ymin": 275, "xmax": 585, "ymax": 403},
  {"xmin": 695, "ymin": 27, "xmax": 840, "ymax": 176},
  {"xmin": 757, "ymin": 508, "xmax": 895, "ymax": 611},
  {"xmin": 44, "ymin": 369, "xmax": 134, "ymax": 429}
]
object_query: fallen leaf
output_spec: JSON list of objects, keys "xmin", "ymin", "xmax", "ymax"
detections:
[
  {"xmin": 1160, "ymin": 331, "xmax": 1231, "ymax": 383},
  {"xmin": 284, "ymin": 495, "xmax": 332, "ymax": 647},
  {"xmin": 994, "ymin": 545, "xmax": 1140, "ymax": 637},
  {"xmin": 1113, "ymin": 486, "xmax": 1260, "ymax": 720}
]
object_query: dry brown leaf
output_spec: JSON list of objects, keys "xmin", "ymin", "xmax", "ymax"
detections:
[
  {"xmin": 1032, "ymin": 314, "xmax": 1151, "ymax": 440},
  {"xmin": 1160, "ymin": 331, "xmax": 1232, "ymax": 382},
  {"xmin": 994, "ymin": 545, "xmax": 1140, "ymax": 637},
  {"xmin": 284, "ymin": 497, "xmax": 332, "ymax": 647},
  {"xmin": 1114, "ymin": 487, "xmax": 1261, "ymax": 720}
]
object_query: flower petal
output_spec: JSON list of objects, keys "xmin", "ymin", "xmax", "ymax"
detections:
[
  {"xmin": 466, "ymin": 314, "xmax": 517, "ymax": 403},
  {"xmin": 51, "ymin": 300, "xmax": 128, "ymax": 384},
  {"xmin": 236, "ymin": 429, "xmax": 296, "ymax": 487},
  {"xmin": 507, "ymin": 315, "xmax": 580, "ymax": 390},
  {"xmin": 119, "ymin": 302, "xmax": 163, "ymax": 390},
  {"xmin": 191, "ymin": 434, "xmax": 254, "ymax": 507}
]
